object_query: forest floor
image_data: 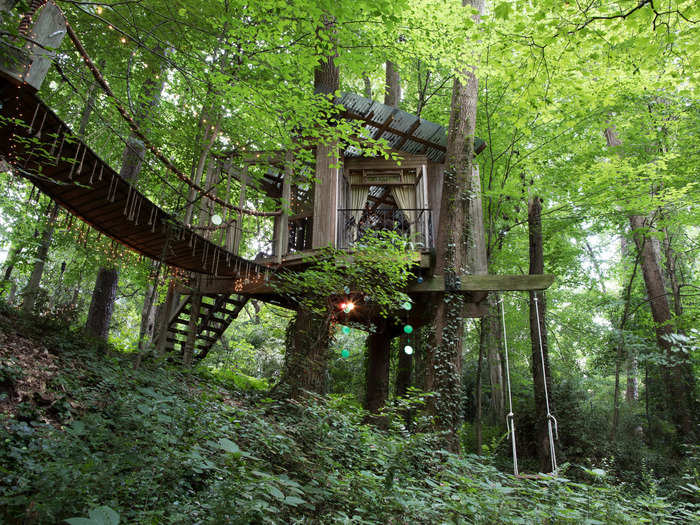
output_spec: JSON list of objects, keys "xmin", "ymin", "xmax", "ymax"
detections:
[{"xmin": 0, "ymin": 306, "xmax": 697, "ymax": 524}]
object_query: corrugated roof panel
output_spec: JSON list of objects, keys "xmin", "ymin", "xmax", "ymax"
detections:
[{"xmin": 336, "ymin": 92, "xmax": 485, "ymax": 164}]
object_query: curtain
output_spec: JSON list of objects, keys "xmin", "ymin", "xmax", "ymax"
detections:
[
  {"xmin": 391, "ymin": 184, "xmax": 417, "ymax": 240},
  {"xmin": 349, "ymin": 184, "xmax": 369, "ymax": 243}
]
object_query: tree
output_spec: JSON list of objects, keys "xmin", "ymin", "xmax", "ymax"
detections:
[{"xmin": 427, "ymin": 0, "xmax": 486, "ymax": 451}]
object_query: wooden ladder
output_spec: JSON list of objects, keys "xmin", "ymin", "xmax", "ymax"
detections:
[{"xmin": 164, "ymin": 293, "xmax": 248, "ymax": 362}]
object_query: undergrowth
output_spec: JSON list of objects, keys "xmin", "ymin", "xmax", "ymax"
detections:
[{"xmin": 0, "ymin": 309, "xmax": 697, "ymax": 524}]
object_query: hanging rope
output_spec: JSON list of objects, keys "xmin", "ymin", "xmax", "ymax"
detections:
[
  {"xmin": 63, "ymin": 21, "xmax": 279, "ymax": 218},
  {"xmin": 533, "ymin": 294, "xmax": 558, "ymax": 473},
  {"xmin": 499, "ymin": 295, "xmax": 519, "ymax": 476}
]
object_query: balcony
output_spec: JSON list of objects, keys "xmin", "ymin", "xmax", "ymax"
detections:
[{"xmin": 337, "ymin": 208, "xmax": 433, "ymax": 251}]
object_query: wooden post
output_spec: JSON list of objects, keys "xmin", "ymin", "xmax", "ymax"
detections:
[
  {"xmin": 276, "ymin": 150, "xmax": 293, "ymax": 262},
  {"xmin": 233, "ymin": 165, "xmax": 248, "ymax": 254},
  {"xmin": 183, "ymin": 293, "xmax": 201, "ymax": 367}
]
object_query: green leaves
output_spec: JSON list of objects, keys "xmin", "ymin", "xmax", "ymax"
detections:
[{"xmin": 65, "ymin": 506, "xmax": 120, "ymax": 525}]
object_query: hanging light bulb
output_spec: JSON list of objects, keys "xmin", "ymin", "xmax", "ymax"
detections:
[
  {"xmin": 402, "ymin": 301, "xmax": 412, "ymax": 311},
  {"xmin": 403, "ymin": 324, "xmax": 413, "ymax": 334},
  {"xmin": 211, "ymin": 214, "xmax": 222, "ymax": 225},
  {"xmin": 404, "ymin": 345, "xmax": 414, "ymax": 355},
  {"xmin": 341, "ymin": 349, "xmax": 350, "ymax": 358},
  {"xmin": 341, "ymin": 326, "xmax": 350, "ymax": 335}
]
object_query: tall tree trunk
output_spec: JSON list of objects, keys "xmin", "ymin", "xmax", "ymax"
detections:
[
  {"xmin": 279, "ymin": 307, "xmax": 332, "ymax": 398},
  {"xmin": 426, "ymin": 0, "xmax": 486, "ymax": 452},
  {"xmin": 384, "ymin": 61, "xmax": 400, "ymax": 107},
  {"xmin": 364, "ymin": 319, "xmax": 394, "ymax": 413},
  {"xmin": 605, "ymin": 125, "xmax": 695, "ymax": 434},
  {"xmin": 86, "ymin": 64, "xmax": 166, "ymax": 340},
  {"xmin": 85, "ymin": 267, "xmax": 118, "ymax": 340},
  {"xmin": 485, "ymin": 295, "xmax": 504, "ymax": 424},
  {"xmin": 475, "ymin": 318, "xmax": 486, "ymax": 454},
  {"xmin": 626, "ymin": 354, "xmax": 639, "ymax": 402},
  {"xmin": 21, "ymin": 202, "xmax": 59, "ymax": 315},
  {"xmin": 630, "ymin": 215, "xmax": 694, "ymax": 435},
  {"xmin": 528, "ymin": 196, "xmax": 556, "ymax": 473}
]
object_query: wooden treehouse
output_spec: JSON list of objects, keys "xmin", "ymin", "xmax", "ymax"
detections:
[
  {"xmin": 187, "ymin": 93, "xmax": 554, "ymax": 337},
  {"xmin": 0, "ymin": 1, "xmax": 553, "ymax": 366}
]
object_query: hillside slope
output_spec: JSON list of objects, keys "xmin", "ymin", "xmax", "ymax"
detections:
[{"xmin": 0, "ymin": 307, "xmax": 695, "ymax": 524}]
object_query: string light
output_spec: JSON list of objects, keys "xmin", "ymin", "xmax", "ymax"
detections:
[
  {"xmin": 341, "ymin": 326, "xmax": 350, "ymax": 335},
  {"xmin": 403, "ymin": 324, "xmax": 413, "ymax": 334},
  {"xmin": 404, "ymin": 345, "xmax": 414, "ymax": 355},
  {"xmin": 341, "ymin": 349, "xmax": 350, "ymax": 358}
]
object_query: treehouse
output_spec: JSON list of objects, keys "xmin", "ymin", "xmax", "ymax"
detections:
[{"xmin": 245, "ymin": 93, "xmax": 487, "ymax": 265}]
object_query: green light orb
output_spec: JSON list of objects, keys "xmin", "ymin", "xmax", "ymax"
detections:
[
  {"xmin": 341, "ymin": 349, "xmax": 350, "ymax": 358},
  {"xmin": 403, "ymin": 324, "xmax": 413, "ymax": 334},
  {"xmin": 402, "ymin": 301, "xmax": 412, "ymax": 311},
  {"xmin": 342, "ymin": 326, "xmax": 351, "ymax": 335}
]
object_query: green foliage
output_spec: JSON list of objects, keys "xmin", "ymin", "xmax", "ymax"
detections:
[
  {"xmin": 274, "ymin": 230, "xmax": 416, "ymax": 318},
  {"xmin": 1, "ymin": 317, "xmax": 697, "ymax": 524}
]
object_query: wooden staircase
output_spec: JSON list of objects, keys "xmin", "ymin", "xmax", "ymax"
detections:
[{"xmin": 163, "ymin": 293, "xmax": 248, "ymax": 362}]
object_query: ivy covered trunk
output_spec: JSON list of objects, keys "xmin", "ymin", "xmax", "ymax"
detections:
[
  {"xmin": 426, "ymin": 0, "xmax": 486, "ymax": 451},
  {"xmin": 280, "ymin": 308, "xmax": 332, "ymax": 398},
  {"xmin": 528, "ymin": 196, "xmax": 557, "ymax": 473}
]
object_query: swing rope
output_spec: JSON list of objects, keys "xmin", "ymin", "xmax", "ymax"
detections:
[
  {"xmin": 533, "ymin": 294, "xmax": 558, "ymax": 473},
  {"xmin": 499, "ymin": 295, "xmax": 519, "ymax": 476}
]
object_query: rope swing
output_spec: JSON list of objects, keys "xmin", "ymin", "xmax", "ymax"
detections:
[
  {"xmin": 533, "ymin": 294, "xmax": 558, "ymax": 473},
  {"xmin": 499, "ymin": 295, "xmax": 519, "ymax": 476},
  {"xmin": 500, "ymin": 292, "xmax": 558, "ymax": 477}
]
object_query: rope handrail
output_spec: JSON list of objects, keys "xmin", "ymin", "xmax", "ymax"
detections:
[{"xmin": 63, "ymin": 21, "xmax": 280, "ymax": 218}]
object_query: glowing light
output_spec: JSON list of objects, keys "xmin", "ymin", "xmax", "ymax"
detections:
[
  {"xmin": 120, "ymin": 37, "xmax": 126, "ymax": 43},
  {"xmin": 97, "ymin": 7, "xmax": 103, "ymax": 15},
  {"xmin": 402, "ymin": 301, "xmax": 412, "ymax": 311},
  {"xmin": 404, "ymin": 345, "xmax": 414, "ymax": 355},
  {"xmin": 211, "ymin": 214, "xmax": 222, "ymax": 225},
  {"xmin": 341, "ymin": 349, "xmax": 350, "ymax": 358},
  {"xmin": 341, "ymin": 326, "xmax": 350, "ymax": 335},
  {"xmin": 417, "ymin": 276, "xmax": 424, "ymax": 284},
  {"xmin": 403, "ymin": 324, "xmax": 413, "ymax": 334},
  {"xmin": 343, "ymin": 285, "xmax": 350, "ymax": 294},
  {"xmin": 339, "ymin": 301, "xmax": 355, "ymax": 313}
]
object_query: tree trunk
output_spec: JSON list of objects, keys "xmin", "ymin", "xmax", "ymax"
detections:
[
  {"xmin": 384, "ymin": 61, "xmax": 400, "ymax": 107},
  {"xmin": 279, "ymin": 307, "xmax": 331, "ymax": 398},
  {"xmin": 21, "ymin": 202, "xmax": 59, "ymax": 315},
  {"xmin": 85, "ymin": 267, "xmax": 118, "ymax": 340},
  {"xmin": 426, "ymin": 0, "xmax": 485, "ymax": 452},
  {"xmin": 362, "ymin": 73, "xmax": 372, "ymax": 100},
  {"xmin": 86, "ymin": 67, "xmax": 165, "ymax": 340},
  {"xmin": 138, "ymin": 283, "xmax": 158, "ymax": 349},
  {"xmin": 528, "ymin": 196, "xmax": 556, "ymax": 473},
  {"xmin": 364, "ymin": 319, "xmax": 393, "ymax": 413},
  {"xmin": 486, "ymin": 295, "xmax": 504, "ymax": 424},
  {"xmin": 475, "ymin": 318, "xmax": 485, "ymax": 454},
  {"xmin": 395, "ymin": 334, "xmax": 412, "ymax": 399},
  {"xmin": 630, "ymin": 215, "xmax": 694, "ymax": 435},
  {"xmin": 625, "ymin": 354, "xmax": 639, "ymax": 402}
]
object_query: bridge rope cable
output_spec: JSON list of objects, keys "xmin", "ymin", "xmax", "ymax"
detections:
[{"xmin": 63, "ymin": 21, "xmax": 280, "ymax": 218}]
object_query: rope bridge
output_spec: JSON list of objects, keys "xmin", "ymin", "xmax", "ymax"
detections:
[{"xmin": 0, "ymin": 79, "xmax": 268, "ymax": 280}]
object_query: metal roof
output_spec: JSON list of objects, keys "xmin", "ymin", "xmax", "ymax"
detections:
[{"xmin": 338, "ymin": 93, "xmax": 486, "ymax": 163}]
